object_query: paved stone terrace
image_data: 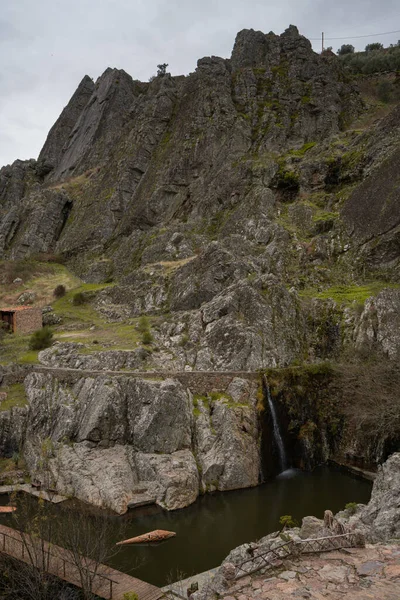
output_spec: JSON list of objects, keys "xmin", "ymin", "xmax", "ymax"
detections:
[{"xmin": 222, "ymin": 543, "xmax": 400, "ymax": 600}]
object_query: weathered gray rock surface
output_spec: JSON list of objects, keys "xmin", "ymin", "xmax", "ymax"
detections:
[
  {"xmin": 17, "ymin": 371, "xmax": 260, "ymax": 513},
  {"xmin": 351, "ymin": 452, "xmax": 400, "ymax": 542},
  {"xmin": 190, "ymin": 453, "xmax": 400, "ymax": 600},
  {"xmin": 2, "ymin": 25, "xmax": 400, "ymax": 515}
]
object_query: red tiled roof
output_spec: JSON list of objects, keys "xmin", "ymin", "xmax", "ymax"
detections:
[{"xmin": 0, "ymin": 306, "xmax": 38, "ymax": 312}]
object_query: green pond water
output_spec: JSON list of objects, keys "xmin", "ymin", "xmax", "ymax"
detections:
[{"xmin": 0, "ymin": 466, "xmax": 372, "ymax": 587}]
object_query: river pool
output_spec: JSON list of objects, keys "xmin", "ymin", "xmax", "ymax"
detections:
[{"xmin": 0, "ymin": 465, "xmax": 372, "ymax": 587}]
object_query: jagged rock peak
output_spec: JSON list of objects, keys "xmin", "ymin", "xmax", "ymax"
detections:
[
  {"xmin": 230, "ymin": 25, "xmax": 313, "ymax": 70},
  {"xmin": 43, "ymin": 67, "xmax": 139, "ymax": 182},
  {"xmin": 38, "ymin": 75, "xmax": 95, "ymax": 167},
  {"xmin": 93, "ymin": 66, "xmax": 136, "ymax": 91}
]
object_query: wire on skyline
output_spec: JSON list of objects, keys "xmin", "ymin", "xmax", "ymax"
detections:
[{"xmin": 308, "ymin": 28, "xmax": 400, "ymax": 41}]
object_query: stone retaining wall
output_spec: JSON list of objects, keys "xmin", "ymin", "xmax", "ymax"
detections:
[
  {"xmin": 33, "ymin": 366, "xmax": 261, "ymax": 394},
  {"xmin": 0, "ymin": 364, "xmax": 33, "ymax": 386}
]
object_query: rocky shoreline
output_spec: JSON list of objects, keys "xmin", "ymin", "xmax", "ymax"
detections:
[{"xmin": 187, "ymin": 453, "xmax": 400, "ymax": 600}]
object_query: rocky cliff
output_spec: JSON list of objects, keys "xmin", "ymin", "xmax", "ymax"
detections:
[
  {"xmin": 1, "ymin": 25, "xmax": 400, "ymax": 511},
  {"xmin": 1, "ymin": 370, "xmax": 259, "ymax": 513},
  {"xmin": 189, "ymin": 452, "xmax": 400, "ymax": 600}
]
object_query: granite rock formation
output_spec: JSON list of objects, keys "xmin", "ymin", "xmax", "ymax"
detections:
[
  {"xmin": 17, "ymin": 371, "xmax": 260, "ymax": 513},
  {"xmin": 1, "ymin": 25, "xmax": 400, "ymax": 510}
]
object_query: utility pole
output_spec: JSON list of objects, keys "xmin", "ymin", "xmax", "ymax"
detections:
[{"xmin": 322, "ymin": 32, "xmax": 324, "ymax": 53}]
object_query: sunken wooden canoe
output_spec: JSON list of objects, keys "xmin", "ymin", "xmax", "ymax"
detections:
[
  {"xmin": 116, "ymin": 529, "xmax": 176, "ymax": 545},
  {"xmin": 0, "ymin": 506, "xmax": 16, "ymax": 513}
]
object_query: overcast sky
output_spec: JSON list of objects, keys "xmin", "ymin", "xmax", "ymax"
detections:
[{"xmin": 1, "ymin": 0, "xmax": 399, "ymax": 167}]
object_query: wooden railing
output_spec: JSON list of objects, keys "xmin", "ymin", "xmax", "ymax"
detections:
[
  {"xmin": 0, "ymin": 527, "xmax": 119, "ymax": 599},
  {"xmin": 234, "ymin": 532, "xmax": 361, "ymax": 579}
]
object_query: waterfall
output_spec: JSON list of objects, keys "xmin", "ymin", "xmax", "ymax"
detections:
[{"xmin": 265, "ymin": 381, "xmax": 287, "ymax": 473}]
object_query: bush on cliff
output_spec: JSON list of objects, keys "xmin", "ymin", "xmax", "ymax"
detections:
[
  {"xmin": 72, "ymin": 291, "xmax": 86, "ymax": 306},
  {"xmin": 53, "ymin": 284, "xmax": 66, "ymax": 298},
  {"xmin": 28, "ymin": 326, "xmax": 53, "ymax": 350},
  {"xmin": 142, "ymin": 330, "xmax": 153, "ymax": 345},
  {"xmin": 137, "ymin": 315, "xmax": 153, "ymax": 345}
]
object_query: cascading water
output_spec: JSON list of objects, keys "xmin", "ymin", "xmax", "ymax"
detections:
[{"xmin": 265, "ymin": 380, "xmax": 288, "ymax": 473}]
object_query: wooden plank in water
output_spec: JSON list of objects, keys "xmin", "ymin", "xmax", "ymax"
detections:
[{"xmin": 117, "ymin": 529, "xmax": 176, "ymax": 545}]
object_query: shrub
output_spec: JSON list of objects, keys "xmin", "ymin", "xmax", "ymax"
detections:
[
  {"xmin": 279, "ymin": 514, "xmax": 298, "ymax": 529},
  {"xmin": 0, "ymin": 321, "xmax": 9, "ymax": 340},
  {"xmin": 29, "ymin": 327, "xmax": 53, "ymax": 350},
  {"xmin": 179, "ymin": 334, "xmax": 189, "ymax": 347},
  {"xmin": 337, "ymin": 44, "xmax": 354, "ymax": 55},
  {"xmin": 123, "ymin": 593, "xmax": 139, "ymax": 600},
  {"xmin": 137, "ymin": 315, "xmax": 150, "ymax": 333},
  {"xmin": 53, "ymin": 284, "xmax": 66, "ymax": 299},
  {"xmin": 275, "ymin": 167, "xmax": 300, "ymax": 194},
  {"xmin": 1, "ymin": 259, "xmax": 51, "ymax": 285},
  {"xmin": 345, "ymin": 502, "xmax": 358, "ymax": 515},
  {"xmin": 72, "ymin": 292, "xmax": 86, "ymax": 306},
  {"xmin": 365, "ymin": 43, "xmax": 384, "ymax": 53},
  {"xmin": 12, "ymin": 452, "xmax": 19, "ymax": 467},
  {"xmin": 142, "ymin": 330, "xmax": 153, "ymax": 345},
  {"xmin": 377, "ymin": 81, "xmax": 392, "ymax": 103}
]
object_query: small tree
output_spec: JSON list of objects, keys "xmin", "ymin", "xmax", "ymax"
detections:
[
  {"xmin": 1, "ymin": 491, "xmax": 127, "ymax": 600},
  {"xmin": 137, "ymin": 315, "xmax": 153, "ymax": 345},
  {"xmin": 157, "ymin": 63, "xmax": 168, "ymax": 77},
  {"xmin": 279, "ymin": 514, "xmax": 298, "ymax": 530},
  {"xmin": 142, "ymin": 330, "xmax": 153, "ymax": 345},
  {"xmin": 29, "ymin": 327, "xmax": 53, "ymax": 351},
  {"xmin": 53, "ymin": 284, "xmax": 66, "ymax": 299},
  {"xmin": 137, "ymin": 315, "xmax": 150, "ymax": 333},
  {"xmin": 337, "ymin": 44, "xmax": 355, "ymax": 55},
  {"xmin": 365, "ymin": 42, "xmax": 384, "ymax": 53}
]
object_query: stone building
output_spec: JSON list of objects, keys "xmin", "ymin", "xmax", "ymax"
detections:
[{"xmin": 0, "ymin": 307, "xmax": 42, "ymax": 335}]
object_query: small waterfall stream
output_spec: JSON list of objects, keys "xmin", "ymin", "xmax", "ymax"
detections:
[{"xmin": 265, "ymin": 380, "xmax": 288, "ymax": 473}]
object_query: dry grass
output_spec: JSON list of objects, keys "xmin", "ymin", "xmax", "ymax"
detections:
[
  {"xmin": 45, "ymin": 168, "xmax": 97, "ymax": 191},
  {"xmin": 0, "ymin": 264, "xmax": 156, "ymax": 363},
  {"xmin": 0, "ymin": 262, "xmax": 81, "ymax": 309},
  {"xmin": 143, "ymin": 256, "xmax": 196, "ymax": 275},
  {"xmin": 0, "ymin": 383, "xmax": 27, "ymax": 411},
  {"xmin": 350, "ymin": 78, "xmax": 398, "ymax": 131}
]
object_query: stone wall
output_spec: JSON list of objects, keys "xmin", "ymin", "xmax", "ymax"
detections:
[
  {"xmin": 32, "ymin": 366, "xmax": 261, "ymax": 394},
  {"xmin": 0, "ymin": 364, "xmax": 33, "ymax": 386}
]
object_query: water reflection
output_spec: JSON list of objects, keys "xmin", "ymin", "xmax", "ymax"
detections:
[
  {"xmin": 0, "ymin": 466, "xmax": 372, "ymax": 587},
  {"xmin": 112, "ymin": 466, "xmax": 371, "ymax": 585}
]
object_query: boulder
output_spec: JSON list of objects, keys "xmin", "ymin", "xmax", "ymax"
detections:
[
  {"xmin": 19, "ymin": 370, "xmax": 261, "ymax": 512},
  {"xmin": 357, "ymin": 452, "xmax": 400, "ymax": 542},
  {"xmin": 299, "ymin": 516, "xmax": 324, "ymax": 539}
]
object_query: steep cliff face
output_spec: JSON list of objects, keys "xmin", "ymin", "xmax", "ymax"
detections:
[
  {"xmin": 0, "ymin": 26, "xmax": 361, "ymax": 265},
  {"xmin": 16, "ymin": 371, "xmax": 260, "ymax": 513},
  {"xmin": 1, "ymin": 26, "xmax": 400, "ymax": 509},
  {"xmin": 38, "ymin": 75, "xmax": 95, "ymax": 170}
]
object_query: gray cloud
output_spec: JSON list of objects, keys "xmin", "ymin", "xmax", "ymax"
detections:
[{"xmin": 1, "ymin": 0, "xmax": 399, "ymax": 167}]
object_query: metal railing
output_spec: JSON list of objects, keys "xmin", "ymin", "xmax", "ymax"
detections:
[{"xmin": 0, "ymin": 528, "xmax": 119, "ymax": 599}]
